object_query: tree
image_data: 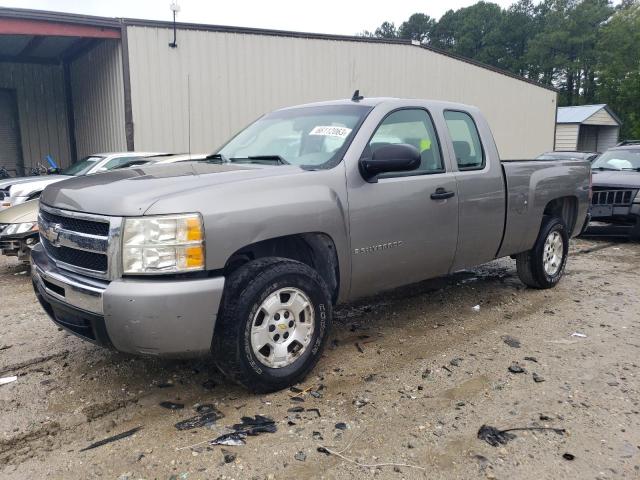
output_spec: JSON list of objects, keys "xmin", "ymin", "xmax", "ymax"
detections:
[
  {"xmin": 374, "ymin": 21, "xmax": 398, "ymax": 39},
  {"xmin": 596, "ymin": 1, "xmax": 640, "ymax": 138},
  {"xmin": 399, "ymin": 13, "xmax": 436, "ymax": 43}
]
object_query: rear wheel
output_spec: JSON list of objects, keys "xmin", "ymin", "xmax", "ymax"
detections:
[
  {"xmin": 516, "ymin": 216, "xmax": 569, "ymax": 289},
  {"xmin": 212, "ymin": 258, "xmax": 332, "ymax": 393}
]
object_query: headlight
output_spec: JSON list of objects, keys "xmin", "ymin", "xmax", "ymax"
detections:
[
  {"xmin": 122, "ymin": 213, "xmax": 205, "ymax": 274},
  {"xmin": 2, "ymin": 222, "xmax": 38, "ymax": 236}
]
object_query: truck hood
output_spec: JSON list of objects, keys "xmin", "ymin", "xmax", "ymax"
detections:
[
  {"xmin": 9, "ymin": 175, "xmax": 71, "ymax": 197},
  {"xmin": 592, "ymin": 170, "xmax": 640, "ymax": 189},
  {"xmin": 0, "ymin": 199, "xmax": 38, "ymax": 224},
  {"xmin": 40, "ymin": 161, "xmax": 306, "ymax": 216}
]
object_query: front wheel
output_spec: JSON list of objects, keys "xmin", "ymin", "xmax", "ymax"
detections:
[
  {"xmin": 516, "ymin": 216, "xmax": 569, "ymax": 289},
  {"xmin": 212, "ymin": 258, "xmax": 332, "ymax": 393}
]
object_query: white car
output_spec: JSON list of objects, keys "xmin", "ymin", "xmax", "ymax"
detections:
[{"xmin": 0, "ymin": 152, "xmax": 166, "ymax": 210}]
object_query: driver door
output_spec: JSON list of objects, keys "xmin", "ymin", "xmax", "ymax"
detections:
[{"xmin": 347, "ymin": 108, "xmax": 459, "ymax": 299}]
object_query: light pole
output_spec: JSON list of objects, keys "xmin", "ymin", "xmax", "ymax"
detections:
[{"xmin": 169, "ymin": 1, "xmax": 180, "ymax": 48}]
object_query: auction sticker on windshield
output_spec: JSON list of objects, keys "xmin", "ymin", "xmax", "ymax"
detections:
[{"xmin": 309, "ymin": 126, "xmax": 352, "ymax": 138}]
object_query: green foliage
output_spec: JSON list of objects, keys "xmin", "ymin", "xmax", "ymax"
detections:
[{"xmin": 365, "ymin": 0, "xmax": 640, "ymax": 140}]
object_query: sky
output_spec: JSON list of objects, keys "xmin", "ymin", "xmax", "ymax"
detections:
[{"xmin": 0, "ymin": 0, "xmax": 520, "ymax": 36}]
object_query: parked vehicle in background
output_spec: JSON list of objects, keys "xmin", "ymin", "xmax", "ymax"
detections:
[
  {"xmin": 587, "ymin": 140, "xmax": 640, "ymax": 239},
  {"xmin": 115, "ymin": 153, "xmax": 207, "ymax": 169},
  {"xmin": 31, "ymin": 97, "xmax": 590, "ymax": 392},
  {"xmin": 0, "ymin": 200, "xmax": 38, "ymax": 263},
  {"xmin": 0, "ymin": 152, "xmax": 166, "ymax": 210},
  {"xmin": 536, "ymin": 151, "xmax": 599, "ymax": 162}
]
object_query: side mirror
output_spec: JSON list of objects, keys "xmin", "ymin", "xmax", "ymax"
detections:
[{"xmin": 360, "ymin": 144, "xmax": 421, "ymax": 181}]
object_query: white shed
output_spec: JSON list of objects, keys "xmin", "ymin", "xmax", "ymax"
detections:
[{"xmin": 555, "ymin": 104, "xmax": 621, "ymax": 153}]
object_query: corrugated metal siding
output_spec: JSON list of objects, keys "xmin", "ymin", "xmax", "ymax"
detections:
[
  {"xmin": 578, "ymin": 125, "xmax": 598, "ymax": 151},
  {"xmin": 583, "ymin": 109, "xmax": 619, "ymax": 126},
  {"xmin": 555, "ymin": 124, "xmax": 579, "ymax": 151},
  {"xmin": 126, "ymin": 26, "xmax": 556, "ymax": 160},
  {"xmin": 70, "ymin": 40, "xmax": 126, "ymax": 159},
  {"xmin": 0, "ymin": 62, "xmax": 70, "ymax": 170},
  {"xmin": 596, "ymin": 126, "xmax": 619, "ymax": 151}
]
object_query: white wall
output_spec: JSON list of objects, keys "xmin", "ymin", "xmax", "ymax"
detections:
[
  {"xmin": 555, "ymin": 124, "xmax": 579, "ymax": 151},
  {"xmin": 126, "ymin": 26, "xmax": 557, "ymax": 160},
  {"xmin": 70, "ymin": 40, "xmax": 127, "ymax": 159}
]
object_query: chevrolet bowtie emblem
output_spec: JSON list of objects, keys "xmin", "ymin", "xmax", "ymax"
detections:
[
  {"xmin": 43, "ymin": 222, "xmax": 63, "ymax": 247},
  {"xmin": 278, "ymin": 323, "xmax": 287, "ymax": 331}
]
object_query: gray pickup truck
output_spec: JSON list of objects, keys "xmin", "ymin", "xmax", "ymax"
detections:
[{"xmin": 31, "ymin": 97, "xmax": 590, "ymax": 392}]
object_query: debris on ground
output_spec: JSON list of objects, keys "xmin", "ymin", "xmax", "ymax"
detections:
[
  {"xmin": 355, "ymin": 342, "xmax": 364, "ymax": 353},
  {"xmin": 174, "ymin": 407, "xmax": 224, "ymax": 431},
  {"xmin": 502, "ymin": 336, "xmax": 521, "ymax": 348},
  {"xmin": 306, "ymin": 408, "xmax": 321, "ymax": 418},
  {"xmin": 571, "ymin": 332, "xmax": 587, "ymax": 338},
  {"xmin": 524, "ymin": 356, "xmax": 538, "ymax": 363},
  {"xmin": 353, "ymin": 397, "xmax": 370, "ymax": 408},
  {"xmin": 294, "ymin": 451, "xmax": 307, "ymax": 461},
  {"xmin": 450, "ymin": 357, "xmax": 463, "ymax": 367},
  {"xmin": 79, "ymin": 426, "xmax": 143, "ymax": 452},
  {"xmin": 221, "ymin": 449, "xmax": 236, "ymax": 463},
  {"xmin": 532, "ymin": 373, "xmax": 545, "ymax": 383},
  {"xmin": 287, "ymin": 406, "xmax": 304, "ymax": 413},
  {"xmin": 477, "ymin": 424, "xmax": 566, "ymax": 447},
  {"xmin": 563, "ymin": 453, "xmax": 575, "ymax": 460},
  {"xmin": 508, "ymin": 363, "xmax": 526, "ymax": 374},
  {"xmin": 231, "ymin": 415, "xmax": 277, "ymax": 436},
  {"xmin": 196, "ymin": 404, "xmax": 217, "ymax": 414},
  {"xmin": 335, "ymin": 422, "xmax": 347, "ymax": 430},
  {"xmin": 0, "ymin": 375, "xmax": 17, "ymax": 386},
  {"xmin": 472, "ymin": 305, "xmax": 481, "ymax": 312},
  {"xmin": 159, "ymin": 401, "xmax": 184, "ymax": 410},
  {"xmin": 210, "ymin": 433, "xmax": 246, "ymax": 446}
]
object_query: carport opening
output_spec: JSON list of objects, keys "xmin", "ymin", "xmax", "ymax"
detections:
[{"xmin": 0, "ymin": 12, "xmax": 122, "ymax": 175}]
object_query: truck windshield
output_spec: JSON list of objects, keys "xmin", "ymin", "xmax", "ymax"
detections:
[
  {"xmin": 215, "ymin": 104, "xmax": 372, "ymax": 169},
  {"xmin": 60, "ymin": 156, "xmax": 105, "ymax": 176},
  {"xmin": 592, "ymin": 150, "xmax": 640, "ymax": 171}
]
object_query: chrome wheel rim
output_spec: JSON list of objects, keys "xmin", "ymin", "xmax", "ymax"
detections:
[
  {"xmin": 250, "ymin": 287, "xmax": 315, "ymax": 368},
  {"xmin": 543, "ymin": 231, "xmax": 563, "ymax": 276}
]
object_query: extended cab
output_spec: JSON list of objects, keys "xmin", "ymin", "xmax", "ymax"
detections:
[{"xmin": 31, "ymin": 98, "xmax": 590, "ymax": 392}]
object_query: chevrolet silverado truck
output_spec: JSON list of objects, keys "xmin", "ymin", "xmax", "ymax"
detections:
[{"xmin": 31, "ymin": 98, "xmax": 590, "ymax": 392}]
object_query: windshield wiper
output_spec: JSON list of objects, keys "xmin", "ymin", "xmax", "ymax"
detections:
[
  {"xmin": 620, "ymin": 167, "xmax": 640, "ymax": 172},
  {"xmin": 204, "ymin": 153, "xmax": 229, "ymax": 163},
  {"xmin": 230, "ymin": 155, "xmax": 290, "ymax": 165},
  {"xmin": 592, "ymin": 166, "xmax": 620, "ymax": 171}
]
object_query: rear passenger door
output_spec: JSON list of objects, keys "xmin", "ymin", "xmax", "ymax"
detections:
[
  {"xmin": 443, "ymin": 110, "xmax": 506, "ymax": 270},
  {"xmin": 347, "ymin": 108, "xmax": 459, "ymax": 299}
]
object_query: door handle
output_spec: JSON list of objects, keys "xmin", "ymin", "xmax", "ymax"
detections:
[{"xmin": 430, "ymin": 187, "xmax": 455, "ymax": 200}]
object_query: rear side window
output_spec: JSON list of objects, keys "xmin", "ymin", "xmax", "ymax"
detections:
[
  {"xmin": 444, "ymin": 110, "xmax": 485, "ymax": 170},
  {"xmin": 367, "ymin": 109, "xmax": 444, "ymax": 176}
]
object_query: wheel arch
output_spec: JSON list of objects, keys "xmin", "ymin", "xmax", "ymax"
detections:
[
  {"xmin": 223, "ymin": 232, "xmax": 341, "ymax": 304},
  {"xmin": 542, "ymin": 196, "xmax": 579, "ymax": 235}
]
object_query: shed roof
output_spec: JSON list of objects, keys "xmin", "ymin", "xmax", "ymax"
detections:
[{"xmin": 557, "ymin": 104, "xmax": 621, "ymax": 125}]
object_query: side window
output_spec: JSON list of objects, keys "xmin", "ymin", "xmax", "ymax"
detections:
[
  {"xmin": 443, "ymin": 110, "xmax": 485, "ymax": 170},
  {"xmin": 367, "ymin": 109, "xmax": 443, "ymax": 176}
]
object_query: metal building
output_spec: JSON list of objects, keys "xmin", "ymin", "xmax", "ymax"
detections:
[
  {"xmin": 1, "ymin": 7, "xmax": 558, "ymax": 174},
  {"xmin": 555, "ymin": 104, "xmax": 621, "ymax": 153}
]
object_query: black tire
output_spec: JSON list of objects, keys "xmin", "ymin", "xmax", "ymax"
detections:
[
  {"xmin": 212, "ymin": 257, "xmax": 332, "ymax": 393},
  {"xmin": 515, "ymin": 216, "xmax": 569, "ymax": 289}
]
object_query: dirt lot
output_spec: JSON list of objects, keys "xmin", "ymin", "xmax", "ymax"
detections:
[{"xmin": 1, "ymin": 237, "xmax": 639, "ymax": 480}]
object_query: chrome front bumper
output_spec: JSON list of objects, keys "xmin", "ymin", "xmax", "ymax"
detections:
[{"xmin": 31, "ymin": 244, "xmax": 226, "ymax": 357}]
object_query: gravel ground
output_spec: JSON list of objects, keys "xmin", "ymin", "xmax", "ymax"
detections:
[{"xmin": 0, "ymin": 237, "xmax": 638, "ymax": 479}]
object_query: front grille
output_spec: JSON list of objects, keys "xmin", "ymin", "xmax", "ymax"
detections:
[
  {"xmin": 42, "ymin": 237, "xmax": 108, "ymax": 271},
  {"xmin": 40, "ymin": 209, "xmax": 109, "ymax": 236},
  {"xmin": 591, "ymin": 188, "xmax": 635, "ymax": 206}
]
